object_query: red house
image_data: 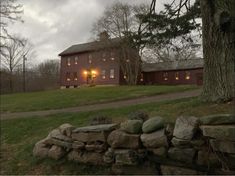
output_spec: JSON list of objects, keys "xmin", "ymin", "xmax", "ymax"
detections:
[
  {"xmin": 59, "ymin": 33, "xmax": 127, "ymax": 88},
  {"xmin": 142, "ymin": 59, "xmax": 203, "ymax": 85},
  {"xmin": 59, "ymin": 33, "xmax": 203, "ymax": 88}
]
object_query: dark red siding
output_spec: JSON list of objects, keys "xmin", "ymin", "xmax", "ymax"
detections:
[
  {"xmin": 142, "ymin": 68, "xmax": 203, "ymax": 85},
  {"xmin": 60, "ymin": 49, "xmax": 121, "ymax": 87}
]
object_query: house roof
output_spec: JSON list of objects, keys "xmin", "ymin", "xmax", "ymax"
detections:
[
  {"xmin": 59, "ymin": 38, "xmax": 121, "ymax": 56},
  {"xmin": 142, "ymin": 58, "xmax": 204, "ymax": 72}
]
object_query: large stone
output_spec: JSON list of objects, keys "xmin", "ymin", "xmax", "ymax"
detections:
[
  {"xmin": 160, "ymin": 165, "xmax": 198, "ymax": 175},
  {"xmin": 200, "ymin": 114, "xmax": 235, "ymax": 125},
  {"xmin": 85, "ymin": 143, "xmax": 107, "ymax": 153},
  {"xmin": 107, "ymin": 130, "xmax": 140, "ymax": 149},
  {"xmin": 47, "ymin": 138, "xmax": 72, "ymax": 148},
  {"xmin": 71, "ymin": 132, "xmax": 106, "ymax": 143},
  {"xmin": 59, "ymin": 123, "xmax": 75, "ymax": 137},
  {"xmin": 148, "ymin": 147, "xmax": 167, "ymax": 157},
  {"xmin": 210, "ymin": 139, "xmax": 235, "ymax": 154},
  {"xmin": 140, "ymin": 129, "xmax": 168, "ymax": 148},
  {"xmin": 197, "ymin": 150, "xmax": 220, "ymax": 166},
  {"xmin": 120, "ymin": 120, "xmax": 143, "ymax": 134},
  {"xmin": 168, "ymin": 147, "xmax": 196, "ymax": 164},
  {"xmin": 33, "ymin": 139, "xmax": 50, "ymax": 158},
  {"xmin": 142, "ymin": 116, "xmax": 164, "ymax": 133},
  {"xmin": 173, "ymin": 116, "xmax": 199, "ymax": 140},
  {"xmin": 103, "ymin": 148, "xmax": 114, "ymax": 164},
  {"xmin": 171, "ymin": 137, "xmax": 191, "ymax": 148},
  {"xmin": 114, "ymin": 149, "xmax": 138, "ymax": 165},
  {"xmin": 201, "ymin": 125, "xmax": 235, "ymax": 141},
  {"xmin": 67, "ymin": 150, "xmax": 104, "ymax": 165},
  {"xmin": 48, "ymin": 129, "xmax": 73, "ymax": 142},
  {"xmin": 71, "ymin": 141, "xmax": 85, "ymax": 149},
  {"xmin": 48, "ymin": 145, "xmax": 66, "ymax": 160},
  {"xmin": 73, "ymin": 123, "xmax": 118, "ymax": 132}
]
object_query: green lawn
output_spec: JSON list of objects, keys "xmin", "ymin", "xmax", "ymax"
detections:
[
  {"xmin": 0, "ymin": 85, "xmax": 198, "ymax": 112},
  {"xmin": 1, "ymin": 97, "xmax": 233, "ymax": 175}
]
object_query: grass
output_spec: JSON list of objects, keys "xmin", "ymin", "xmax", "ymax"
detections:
[
  {"xmin": 1, "ymin": 97, "xmax": 234, "ymax": 175},
  {"xmin": 0, "ymin": 85, "xmax": 198, "ymax": 112}
]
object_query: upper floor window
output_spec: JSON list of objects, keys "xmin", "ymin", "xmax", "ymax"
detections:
[
  {"xmin": 101, "ymin": 70, "xmax": 106, "ymax": 79},
  {"xmin": 88, "ymin": 54, "xmax": 92, "ymax": 64},
  {"xmin": 110, "ymin": 69, "xmax": 115, "ymax": 79},
  {"xmin": 163, "ymin": 72, "xmax": 168, "ymax": 81},
  {"xmin": 67, "ymin": 57, "xmax": 71, "ymax": 66},
  {"xmin": 175, "ymin": 72, "xmax": 179, "ymax": 80},
  {"xmin": 75, "ymin": 56, "xmax": 78, "ymax": 64},
  {"xmin": 185, "ymin": 71, "xmax": 190, "ymax": 80}
]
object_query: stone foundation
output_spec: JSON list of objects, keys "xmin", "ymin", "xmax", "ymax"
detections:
[{"xmin": 33, "ymin": 114, "xmax": 235, "ymax": 175}]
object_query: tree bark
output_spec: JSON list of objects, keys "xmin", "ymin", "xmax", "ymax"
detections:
[{"xmin": 200, "ymin": 0, "xmax": 235, "ymax": 102}]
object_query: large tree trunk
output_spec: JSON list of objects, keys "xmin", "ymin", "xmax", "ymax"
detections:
[{"xmin": 200, "ymin": 0, "xmax": 235, "ymax": 102}]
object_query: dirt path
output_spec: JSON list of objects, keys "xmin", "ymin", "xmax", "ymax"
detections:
[{"xmin": 1, "ymin": 89, "xmax": 201, "ymax": 120}]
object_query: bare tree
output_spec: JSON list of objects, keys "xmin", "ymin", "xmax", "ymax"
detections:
[
  {"xmin": 92, "ymin": 2, "xmax": 149, "ymax": 85},
  {"xmin": 143, "ymin": 37, "xmax": 200, "ymax": 63},
  {"xmin": 0, "ymin": 0, "xmax": 23, "ymax": 55},
  {"xmin": 1, "ymin": 37, "xmax": 33, "ymax": 92}
]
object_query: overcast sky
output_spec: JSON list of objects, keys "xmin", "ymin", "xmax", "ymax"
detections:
[{"xmin": 8, "ymin": 0, "xmax": 167, "ymax": 64}]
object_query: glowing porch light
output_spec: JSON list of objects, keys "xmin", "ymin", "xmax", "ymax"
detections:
[{"xmin": 83, "ymin": 71, "xmax": 88, "ymax": 75}]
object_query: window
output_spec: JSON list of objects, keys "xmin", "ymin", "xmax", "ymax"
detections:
[
  {"xmin": 126, "ymin": 59, "xmax": 130, "ymax": 63},
  {"xmin": 185, "ymin": 71, "xmax": 190, "ymax": 80},
  {"xmin": 140, "ymin": 73, "xmax": 144, "ymax": 82},
  {"xmin": 101, "ymin": 70, "xmax": 106, "ymax": 79},
  {"xmin": 73, "ymin": 72, "xmax": 78, "ymax": 81},
  {"xmin": 75, "ymin": 56, "xmax": 78, "ymax": 64},
  {"xmin": 102, "ymin": 58, "xmax": 106, "ymax": 62},
  {"xmin": 110, "ymin": 51, "xmax": 115, "ymax": 60},
  {"xmin": 67, "ymin": 57, "xmax": 71, "ymax": 66},
  {"xmin": 88, "ymin": 54, "xmax": 92, "ymax": 64},
  {"xmin": 66, "ymin": 72, "xmax": 71, "ymax": 81},
  {"xmin": 163, "ymin": 72, "xmax": 168, "ymax": 81},
  {"xmin": 110, "ymin": 69, "xmax": 115, "ymax": 79},
  {"xmin": 175, "ymin": 72, "xmax": 179, "ymax": 80}
]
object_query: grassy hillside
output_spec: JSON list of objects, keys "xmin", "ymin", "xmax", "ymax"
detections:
[
  {"xmin": 1, "ymin": 85, "xmax": 198, "ymax": 112},
  {"xmin": 1, "ymin": 97, "xmax": 233, "ymax": 175}
]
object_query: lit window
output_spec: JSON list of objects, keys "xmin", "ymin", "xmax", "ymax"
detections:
[
  {"xmin": 126, "ymin": 59, "xmax": 130, "ymax": 63},
  {"xmin": 67, "ymin": 57, "xmax": 71, "ymax": 66},
  {"xmin": 66, "ymin": 72, "xmax": 71, "ymax": 81},
  {"xmin": 163, "ymin": 72, "xmax": 168, "ymax": 80},
  {"xmin": 102, "ymin": 58, "xmax": 106, "ymax": 62},
  {"xmin": 140, "ymin": 73, "xmax": 144, "ymax": 82},
  {"xmin": 185, "ymin": 71, "xmax": 190, "ymax": 80},
  {"xmin": 88, "ymin": 54, "xmax": 92, "ymax": 64},
  {"xmin": 74, "ymin": 72, "xmax": 78, "ymax": 81},
  {"xmin": 111, "ymin": 57, "xmax": 115, "ymax": 61},
  {"xmin": 175, "ymin": 72, "xmax": 179, "ymax": 80},
  {"xmin": 124, "ymin": 75, "xmax": 127, "ymax": 79},
  {"xmin": 101, "ymin": 70, "xmax": 106, "ymax": 79},
  {"xmin": 75, "ymin": 56, "xmax": 78, "ymax": 64},
  {"xmin": 110, "ymin": 69, "xmax": 115, "ymax": 79}
]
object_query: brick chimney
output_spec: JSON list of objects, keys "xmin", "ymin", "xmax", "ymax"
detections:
[{"xmin": 99, "ymin": 31, "xmax": 109, "ymax": 41}]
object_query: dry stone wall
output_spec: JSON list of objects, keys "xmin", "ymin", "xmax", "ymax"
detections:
[{"xmin": 33, "ymin": 114, "xmax": 235, "ymax": 175}]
